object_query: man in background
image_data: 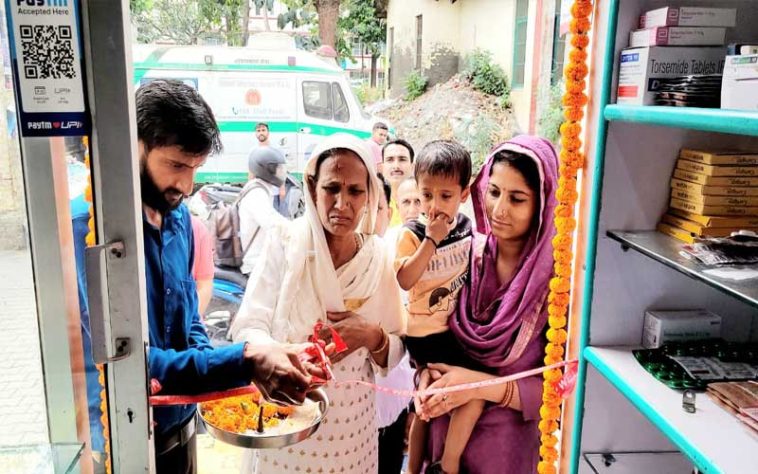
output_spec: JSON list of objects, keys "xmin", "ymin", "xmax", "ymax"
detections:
[
  {"xmin": 395, "ymin": 177, "xmax": 422, "ymax": 226},
  {"xmin": 382, "ymin": 139, "xmax": 415, "ymax": 228},
  {"xmin": 366, "ymin": 121, "xmax": 389, "ymax": 170},
  {"xmin": 190, "ymin": 215, "xmax": 214, "ymax": 315},
  {"xmin": 254, "ymin": 122, "xmax": 271, "ymax": 147},
  {"xmin": 251, "ymin": 122, "xmax": 303, "ymax": 219}
]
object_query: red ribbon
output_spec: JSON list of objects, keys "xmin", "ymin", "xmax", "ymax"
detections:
[
  {"xmin": 555, "ymin": 360, "xmax": 579, "ymax": 399},
  {"xmin": 150, "ymin": 322, "xmax": 348, "ymax": 406},
  {"xmin": 148, "ymin": 323, "xmax": 578, "ymax": 408}
]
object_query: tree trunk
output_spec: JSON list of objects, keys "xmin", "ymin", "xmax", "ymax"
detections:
[
  {"xmin": 315, "ymin": 0, "xmax": 340, "ymax": 48},
  {"xmin": 242, "ymin": 0, "xmax": 251, "ymax": 46},
  {"xmin": 263, "ymin": 5, "xmax": 271, "ymax": 32},
  {"xmin": 370, "ymin": 54, "xmax": 378, "ymax": 88}
]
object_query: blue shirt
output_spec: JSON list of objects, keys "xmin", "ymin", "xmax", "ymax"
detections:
[
  {"xmin": 71, "ymin": 194, "xmax": 106, "ymax": 453},
  {"xmin": 144, "ymin": 204, "xmax": 250, "ymax": 436}
]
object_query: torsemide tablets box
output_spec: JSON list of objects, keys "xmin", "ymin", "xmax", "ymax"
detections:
[{"xmin": 617, "ymin": 46, "xmax": 726, "ymax": 105}]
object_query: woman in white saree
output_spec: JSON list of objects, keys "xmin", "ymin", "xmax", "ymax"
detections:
[{"xmin": 231, "ymin": 134, "xmax": 405, "ymax": 474}]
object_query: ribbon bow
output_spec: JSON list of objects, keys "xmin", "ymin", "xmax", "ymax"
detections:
[{"xmin": 303, "ymin": 321, "xmax": 348, "ymax": 384}]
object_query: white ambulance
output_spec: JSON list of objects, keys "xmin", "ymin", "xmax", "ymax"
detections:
[{"xmin": 133, "ymin": 34, "xmax": 383, "ymax": 183}]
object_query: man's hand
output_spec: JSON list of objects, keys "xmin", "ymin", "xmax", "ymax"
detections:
[
  {"xmin": 243, "ymin": 342, "xmax": 312, "ymax": 405},
  {"xmin": 426, "ymin": 212, "xmax": 450, "ymax": 246}
]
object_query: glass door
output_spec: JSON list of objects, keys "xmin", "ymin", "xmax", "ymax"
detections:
[{"xmin": 1, "ymin": 1, "xmax": 152, "ymax": 472}]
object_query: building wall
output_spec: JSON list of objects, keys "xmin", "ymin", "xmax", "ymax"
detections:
[
  {"xmin": 458, "ymin": 0, "xmax": 516, "ymax": 76},
  {"xmin": 386, "ymin": 0, "xmax": 562, "ymax": 133},
  {"xmin": 386, "ymin": 0, "xmax": 462, "ymax": 97},
  {"xmin": 510, "ymin": 0, "xmax": 540, "ymax": 132}
]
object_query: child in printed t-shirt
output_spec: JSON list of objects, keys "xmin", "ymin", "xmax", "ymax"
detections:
[{"xmin": 394, "ymin": 140, "xmax": 481, "ymax": 474}]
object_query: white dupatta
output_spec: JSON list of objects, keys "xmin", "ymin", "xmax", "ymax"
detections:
[{"xmin": 232, "ymin": 134, "xmax": 405, "ymax": 368}]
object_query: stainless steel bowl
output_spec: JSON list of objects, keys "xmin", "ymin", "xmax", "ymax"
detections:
[{"xmin": 198, "ymin": 388, "xmax": 329, "ymax": 449}]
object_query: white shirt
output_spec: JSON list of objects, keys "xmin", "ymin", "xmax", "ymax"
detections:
[{"xmin": 239, "ymin": 179, "xmax": 286, "ymax": 275}]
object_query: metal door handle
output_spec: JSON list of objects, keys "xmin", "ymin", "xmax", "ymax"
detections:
[
  {"xmin": 85, "ymin": 241, "xmax": 131, "ymax": 363},
  {"xmin": 300, "ymin": 127, "xmax": 311, "ymax": 134}
]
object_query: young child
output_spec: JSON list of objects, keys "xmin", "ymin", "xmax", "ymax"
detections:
[{"xmin": 394, "ymin": 140, "xmax": 481, "ymax": 474}]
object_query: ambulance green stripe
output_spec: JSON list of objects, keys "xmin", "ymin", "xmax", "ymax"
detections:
[
  {"xmin": 217, "ymin": 121, "xmax": 371, "ymax": 138},
  {"xmin": 134, "ymin": 62, "xmax": 340, "ymax": 84}
]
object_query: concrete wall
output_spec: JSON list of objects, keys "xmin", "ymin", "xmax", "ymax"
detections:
[
  {"xmin": 386, "ymin": 0, "xmax": 462, "ymax": 97},
  {"xmin": 458, "ymin": 0, "xmax": 516, "ymax": 76}
]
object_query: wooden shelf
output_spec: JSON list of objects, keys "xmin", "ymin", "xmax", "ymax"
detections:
[
  {"xmin": 585, "ymin": 346, "xmax": 758, "ymax": 474},
  {"xmin": 604, "ymin": 105, "xmax": 758, "ymax": 137}
]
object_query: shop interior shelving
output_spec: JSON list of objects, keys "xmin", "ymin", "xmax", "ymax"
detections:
[
  {"xmin": 604, "ymin": 105, "xmax": 758, "ymax": 137},
  {"xmin": 572, "ymin": 1, "xmax": 758, "ymax": 474},
  {"xmin": 607, "ymin": 230, "xmax": 758, "ymax": 309}
]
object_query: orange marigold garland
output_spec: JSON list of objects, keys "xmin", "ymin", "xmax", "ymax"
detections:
[
  {"xmin": 537, "ymin": 1, "xmax": 592, "ymax": 473},
  {"xmin": 83, "ymin": 137, "xmax": 112, "ymax": 474}
]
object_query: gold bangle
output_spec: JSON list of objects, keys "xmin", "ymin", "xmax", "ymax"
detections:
[
  {"xmin": 500, "ymin": 381, "xmax": 514, "ymax": 408},
  {"xmin": 371, "ymin": 328, "xmax": 389, "ymax": 355}
]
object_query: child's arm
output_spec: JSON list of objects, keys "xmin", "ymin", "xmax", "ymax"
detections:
[
  {"xmin": 396, "ymin": 213, "xmax": 450, "ymax": 291},
  {"xmin": 396, "ymin": 238, "xmax": 437, "ymax": 290}
]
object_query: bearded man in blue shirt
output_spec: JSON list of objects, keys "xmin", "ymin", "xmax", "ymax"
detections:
[{"xmin": 135, "ymin": 80, "xmax": 320, "ymax": 473}]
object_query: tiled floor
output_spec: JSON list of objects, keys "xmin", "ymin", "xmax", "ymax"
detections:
[{"xmin": 0, "ymin": 250, "xmax": 48, "ymax": 447}]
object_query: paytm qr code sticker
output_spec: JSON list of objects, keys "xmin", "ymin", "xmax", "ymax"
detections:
[{"xmin": 8, "ymin": 0, "xmax": 85, "ymax": 115}]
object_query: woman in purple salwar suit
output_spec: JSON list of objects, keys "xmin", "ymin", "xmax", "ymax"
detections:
[{"xmin": 416, "ymin": 135, "xmax": 559, "ymax": 474}]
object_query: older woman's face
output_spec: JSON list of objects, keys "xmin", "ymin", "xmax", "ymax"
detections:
[
  {"xmin": 485, "ymin": 162, "xmax": 537, "ymax": 242},
  {"xmin": 313, "ymin": 150, "xmax": 370, "ymax": 237}
]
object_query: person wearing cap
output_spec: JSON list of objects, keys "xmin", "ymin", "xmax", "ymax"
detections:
[{"xmin": 240, "ymin": 147, "xmax": 289, "ymax": 275}]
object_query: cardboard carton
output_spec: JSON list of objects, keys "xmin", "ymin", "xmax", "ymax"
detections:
[
  {"xmin": 671, "ymin": 189, "xmax": 758, "ymax": 207},
  {"xmin": 643, "ymin": 309, "xmax": 722, "ymax": 349},
  {"xmin": 630, "ymin": 27, "xmax": 726, "ymax": 48},
  {"xmin": 677, "ymin": 159, "xmax": 758, "ymax": 177},
  {"xmin": 670, "ymin": 198, "xmax": 758, "ymax": 216},
  {"xmin": 617, "ymin": 47, "xmax": 726, "ymax": 105},
  {"xmin": 640, "ymin": 7, "xmax": 736, "ymax": 28},
  {"xmin": 679, "ymin": 149, "xmax": 758, "ymax": 166},
  {"xmin": 721, "ymin": 55, "xmax": 758, "ymax": 111},
  {"xmin": 660, "ymin": 213, "xmax": 757, "ymax": 235},
  {"xmin": 669, "ymin": 208, "xmax": 758, "ymax": 227},
  {"xmin": 671, "ymin": 178, "xmax": 758, "ymax": 197},
  {"xmin": 673, "ymin": 169, "xmax": 758, "ymax": 187}
]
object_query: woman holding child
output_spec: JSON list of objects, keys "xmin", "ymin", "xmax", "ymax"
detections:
[
  {"xmin": 231, "ymin": 133, "xmax": 405, "ymax": 474},
  {"xmin": 415, "ymin": 135, "xmax": 559, "ymax": 474}
]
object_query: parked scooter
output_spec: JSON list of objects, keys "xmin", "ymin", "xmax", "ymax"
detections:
[{"xmin": 204, "ymin": 267, "xmax": 247, "ymax": 347}]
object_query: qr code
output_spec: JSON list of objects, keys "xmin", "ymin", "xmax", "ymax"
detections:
[{"xmin": 19, "ymin": 24, "xmax": 76, "ymax": 80}]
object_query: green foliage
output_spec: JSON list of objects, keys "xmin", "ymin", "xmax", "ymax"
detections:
[
  {"xmin": 253, "ymin": 0, "xmax": 275, "ymax": 15},
  {"xmin": 464, "ymin": 49, "xmax": 510, "ymax": 97},
  {"xmin": 537, "ymin": 80, "xmax": 565, "ymax": 145},
  {"xmin": 453, "ymin": 115, "xmax": 501, "ymax": 174},
  {"xmin": 339, "ymin": 0, "xmax": 385, "ymax": 57},
  {"xmin": 353, "ymin": 84, "xmax": 384, "ymax": 106},
  {"xmin": 277, "ymin": 2, "xmax": 316, "ymax": 30},
  {"xmin": 129, "ymin": 0, "xmax": 245, "ymax": 45},
  {"xmin": 498, "ymin": 90, "xmax": 512, "ymax": 110},
  {"xmin": 404, "ymin": 70, "xmax": 428, "ymax": 101}
]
